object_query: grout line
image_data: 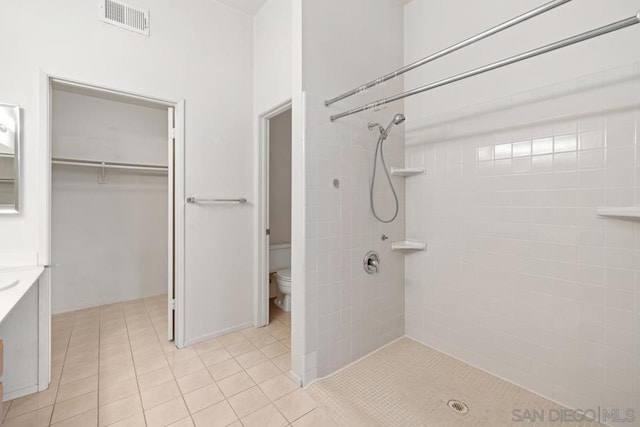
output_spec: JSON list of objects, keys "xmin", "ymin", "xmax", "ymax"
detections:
[{"xmin": 47, "ymin": 310, "xmax": 77, "ymax": 426}]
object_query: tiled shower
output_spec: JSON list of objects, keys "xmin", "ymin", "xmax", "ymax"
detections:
[{"xmin": 405, "ymin": 64, "xmax": 640, "ymax": 419}]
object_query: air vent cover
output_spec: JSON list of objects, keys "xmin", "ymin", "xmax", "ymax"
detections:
[{"xmin": 99, "ymin": 0, "xmax": 149, "ymax": 36}]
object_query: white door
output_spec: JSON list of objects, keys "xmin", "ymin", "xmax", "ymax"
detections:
[{"xmin": 167, "ymin": 107, "xmax": 175, "ymax": 341}]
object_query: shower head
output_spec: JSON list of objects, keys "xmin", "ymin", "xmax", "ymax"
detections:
[
  {"xmin": 384, "ymin": 113, "xmax": 406, "ymax": 136},
  {"xmin": 368, "ymin": 113, "xmax": 406, "ymax": 139},
  {"xmin": 392, "ymin": 113, "xmax": 405, "ymax": 125}
]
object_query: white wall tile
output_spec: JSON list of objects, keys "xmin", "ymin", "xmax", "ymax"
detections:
[{"xmin": 405, "ymin": 64, "xmax": 640, "ymax": 419}]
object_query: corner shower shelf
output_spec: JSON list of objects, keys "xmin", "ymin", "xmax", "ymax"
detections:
[
  {"xmin": 596, "ymin": 207, "xmax": 640, "ymax": 219},
  {"xmin": 390, "ymin": 167, "xmax": 425, "ymax": 177},
  {"xmin": 391, "ymin": 241, "xmax": 427, "ymax": 251}
]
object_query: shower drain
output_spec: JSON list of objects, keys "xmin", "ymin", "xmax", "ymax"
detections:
[{"xmin": 447, "ymin": 399, "xmax": 469, "ymax": 414}]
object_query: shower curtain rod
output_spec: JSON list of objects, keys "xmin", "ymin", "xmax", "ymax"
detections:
[
  {"xmin": 330, "ymin": 11, "xmax": 640, "ymax": 122},
  {"xmin": 324, "ymin": 0, "xmax": 573, "ymax": 106}
]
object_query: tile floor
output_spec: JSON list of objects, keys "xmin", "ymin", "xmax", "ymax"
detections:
[
  {"xmin": 1, "ymin": 296, "xmax": 332, "ymax": 427},
  {"xmin": 308, "ymin": 338, "xmax": 605, "ymax": 427}
]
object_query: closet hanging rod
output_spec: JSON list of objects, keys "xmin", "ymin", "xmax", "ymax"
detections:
[
  {"xmin": 330, "ymin": 11, "xmax": 640, "ymax": 121},
  {"xmin": 52, "ymin": 157, "xmax": 168, "ymax": 173},
  {"xmin": 324, "ymin": 0, "xmax": 572, "ymax": 106}
]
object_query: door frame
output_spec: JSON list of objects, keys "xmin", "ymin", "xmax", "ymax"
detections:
[
  {"xmin": 256, "ymin": 99, "xmax": 292, "ymax": 327},
  {"xmin": 38, "ymin": 72, "xmax": 187, "ymax": 383}
]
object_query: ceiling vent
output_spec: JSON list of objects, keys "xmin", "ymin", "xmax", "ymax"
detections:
[{"xmin": 99, "ymin": 0, "xmax": 149, "ymax": 36}]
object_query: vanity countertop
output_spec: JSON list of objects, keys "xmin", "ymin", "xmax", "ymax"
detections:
[{"xmin": 0, "ymin": 266, "xmax": 44, "ymax": 323}]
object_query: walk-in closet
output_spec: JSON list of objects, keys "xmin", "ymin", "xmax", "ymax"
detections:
[{"xmin": 50, "ymin": 83, "xmax": 173, "ymax": 335}]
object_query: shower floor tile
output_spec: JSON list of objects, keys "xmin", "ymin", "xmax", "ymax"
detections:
[{"xmin": 308, "ymin": 337, "xmax": 605, "ymax": 427}]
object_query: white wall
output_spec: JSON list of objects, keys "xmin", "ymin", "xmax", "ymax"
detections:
[
  {"xmin": 252, "ymin": 0, "xmax": 293, "ymax": 330},
  {"xmin": 269, "ymin": 109, "xmax": 292, "ymax": 245},
  {"xmin": 299, "ymin": 0, "xmax": 406, "ymax": 383},
  {"xmin": 51, "ymin": 88, "xmax": 167, "ymax": 313},
  {"xmin": 253, "ymin": 0, "xmax": 293, "ymax": 116},
  {"xmin": 0, "ymin": 0, "xmax": 254, "ymax": 345},
  {"xmin": 404, "ymin": 0, "xmax": 640, "ymax": 422}
]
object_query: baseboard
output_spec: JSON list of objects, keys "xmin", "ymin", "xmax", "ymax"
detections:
[
  {"xmin": 3, "ymin": 384, "xmax": 39, "ymax": 402},
  {"xmin": 51, "ymin": 290, "xmax": 168, "ymax": 314},
  {"xmin": 183, "ymin": 321, "xmax": 254, "ymax": 347}
]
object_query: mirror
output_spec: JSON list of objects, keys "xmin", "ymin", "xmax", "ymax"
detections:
[{"xmin": 0, "ymin": 103, "xmax": 20, "ymax": 214}]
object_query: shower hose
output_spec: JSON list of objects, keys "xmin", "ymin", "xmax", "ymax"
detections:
[{"xmin": 370, "ymin": 134, "xmax": 399, "ymax": 223}]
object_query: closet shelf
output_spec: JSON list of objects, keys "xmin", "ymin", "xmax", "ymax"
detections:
[
  {"xmin": 390, "ymin": 167, "xmax": 426, "ymax": 177},
  {"xmin": 596, "ymin": 207, "xmax": 640, "ymax": 219},
  {"xmin": 391, "ymin": 241, "xmax": 427, "ymax": 251}
]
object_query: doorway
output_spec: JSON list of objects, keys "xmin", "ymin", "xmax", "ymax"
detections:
[
  {"xmin": 257, "ymin": 101, "xmax": 292, "ymax": 329},
  {"xmin": 39, "ymin": 75, "xmax": 186, "ymax": 387}
]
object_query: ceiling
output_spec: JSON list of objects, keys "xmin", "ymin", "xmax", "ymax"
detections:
[
  {"xmin": 216, "ymin": 0, "xmax": 412, "ymax": 17},
  {"xmin": 215, "ymin": 0, "xmax": 267, "ymax": 16}
]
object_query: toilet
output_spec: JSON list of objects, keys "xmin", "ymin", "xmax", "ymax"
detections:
[{"xmin": 274, "ymin": 268, "xmax": 292, "ymax": 312}]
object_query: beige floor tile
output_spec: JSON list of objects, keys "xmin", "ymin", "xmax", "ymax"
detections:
[
  {"xmin": 183, "ymin": 383, "xmax": 225, "ymax": 414},
  {"xmin": 170, "ymin": 356, "xmax": 205, "ymax": 378},
  {"xmin": 291, "ymin": 408, "xmax": 337, "ymax": 427},
  {"xmin": 132, "ymin": 347, "xmax": 161, "ymax": 364},
  {"xmin": 99, "ymin": 353, "xmax": 133, "ymax": 373},
  {"xmin": 98, "ymin": 377, "xmax": 139, "ymax": 406},
  {"xmin": 218, "ymin": 332, "xmax": 248, "ymax": 348},
  {"xmin": 198, "ymin": 348, "xmax": 232, "ymax": 367},
  {"xmin": 271, "ymin": 353, "xmax": 291, "ymax": 372},
  {"xmin": 227, "ymin": 386, "xmax": 270, "ymax": 418},
  {"xmin": 50, "ymin": 408, "xmax": 97, "ymax": 427},
  {"xmin": 50, "ymin": 391, "xmax": 97, "ymax": 424},
  {"xmin": 259, "ymin": 342, "xmax": 289, "ymax": 360},
  {"xmin": 164, "ymin": 348, "xmax": 198, "ymax": 365},
  {"xmin": 101, "ymin": 364, "xmax": 136, "ymax": 384},
  {"xmin": 192, "ymin": 338, "xmax": 223, "ymax": 355},
  {"xmin": 5, "ymin": 388, "xmax": 57, "ymax": 419},
  {"xmin": 258, "ymin": 374, "xmax": 299, "ymax": 401},
  {"xmin": 135, "ymin": 355, "xmax": 169, "ymax": 376},
  {"xmin": 176, "ymin": 369, "xmax": 215, "ymax": 394},
  {"xmin": 216, "ymin": 371, "xmax": 256, "ymax": 398},
  {"xmin": 235, "ymin": 350, "xmax": 267, "ymax": 369},
  {"xmin": 60, "ymin": 361, "xmax": 99, "ymax": 385},
  {"xmin": 224, "ymin": 340, "xmax": 256, "ymax": 357},
  {"xmin": 2, "ymin": 400, "xmax": 12, "ymax": 423},
  {"xmin": 56, "ymin": 375, "xmax": 98, "ymax": 403},
  {"xmin": 1, "ymin": 405, "xmax": 53, "ymax": 427},
  {"xmin": 240, "ymin": 404, "xmax": 288, "ymax": 427},
  {"xmin": 226, "ymin": 422, "xmax": 242, "ymax": 427},
  {"xmin": 144, "ymin": 396, "xmax": 189, "ymax": 427},
  {"xmin": 167, "ymin": 417, "xmax": 195, "ymax": 427},
  {"xmin": 279, "ymin": 337, "xmax": 291, "ymax": 349},
  {"xmin": 269, "ymin": 328, "xmax": 290, "ymax": 341},
  {"xmin": 106, "ymin": 412, "xmax": 146, "ymax": 427},
  {"xmin": 141, "ymin": 380, "xmax": 182, "ymax": 410},
  {"xmin": 273, "ymin": 389, "xmax": 317, "ymax": 422},
  {"xmin": 246, "ymin": 332, "xmax": 277, "ymax": 348},
  {"xmin": 245, "ymin": 360, "xmax": 281, "ymax": 384},
  {"xmin": 99, "ymin": 394, "xmax": 143, "ymax": 427},
  {"xmin": 206, "ymin": 359, "xmax": 242, "ymax": 381},
  {"xmin": 264, "ymin": 320, "xmax": 285, "ymax": 333},
  {"xmin": 137, "ymin": 367, "xmax": 174, "ymax": 392},
  {"xmin": 191, "ymin": 400, "xmax": 238, "ymax": 427}
]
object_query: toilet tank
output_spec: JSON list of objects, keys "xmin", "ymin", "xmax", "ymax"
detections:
[{"xmin": 269, "ymin": 243, "xmax": 291, "ymax": 273}]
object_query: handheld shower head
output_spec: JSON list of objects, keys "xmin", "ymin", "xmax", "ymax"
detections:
[
  {"xmin": 392, "ymin": 113, "xmax": 406, "ymax": 125},
  {"xmin": 384, "ymin": 113, "xmax": 406, "ymax": 135}
]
